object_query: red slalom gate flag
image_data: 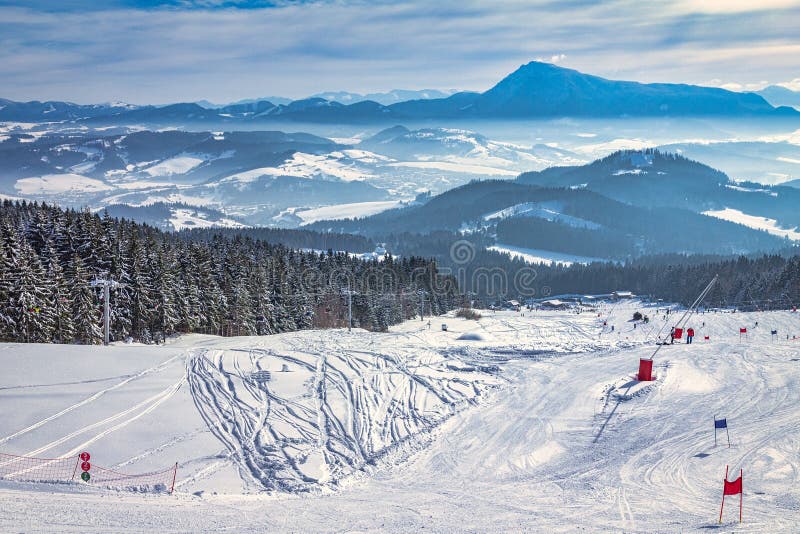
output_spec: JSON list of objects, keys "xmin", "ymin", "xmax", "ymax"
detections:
[
  {"xmin": 724, "ymin": 475, "xmax": 742, "ymax": 495},
  {"xmin": 719, "ymin": 466, "xmax": 743, "ymax": 523}
]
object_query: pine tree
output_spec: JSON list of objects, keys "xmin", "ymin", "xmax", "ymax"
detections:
[
  {"xmin": 69, "ymin": 254, "xmax": 102, "ymax": 345},
  {"xmin": 8, "ymin": 240, "xmax": 53, "ymax": 342},
  {"xmin": 44, "ymin": 243, "xmax": 74, "ymax": 343},
  {"xmin": 150, "ymin": 244, "xmax": 180, "ymax": 341}
]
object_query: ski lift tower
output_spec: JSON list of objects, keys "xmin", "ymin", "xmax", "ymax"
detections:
[
  {"xmin": 341, "ymin": 283, "xmax": 358, "ymax": 332},
  {"xmin": 90, "ymin": 277, "xmax": 126, "ymax": 346},
  {"xmin": 418, "ymin": 289, "xmax": 428, "ymax": 322}
]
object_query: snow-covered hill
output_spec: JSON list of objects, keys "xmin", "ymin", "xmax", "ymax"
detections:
[
  {"xmin": 0, "ymin": 125, "xmax": 587, "ymax": 228},
  {"xmin": 2, "ymin": 302, "xmax": 800, "ymax": 530}
]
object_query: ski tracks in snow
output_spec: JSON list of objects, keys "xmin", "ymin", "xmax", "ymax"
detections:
[
  {"xmin": 0, "ymin": 354, "xmax": 184, "ymax": 448},
  {"xmin": 184, "ymin": 330, "xmax": 504, "ymax": 492}
]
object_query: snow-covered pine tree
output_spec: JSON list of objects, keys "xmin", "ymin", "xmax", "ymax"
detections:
[
  {"xmin": 150, "ymin": 243, "xmax": 180, "ymax": 341},
  {"xmin": 44, "ymin": 243, "xmax": 75, "ymax": 343},
  {"xmin": 7, "ymin": 240, "xmax": 54, "ymax": 343},
  {"xmin": 68, "ymin": 254, "xmax": 102, "ymax": 344},
  {"xmin": 127, "ymin": 232, "xmax": 155, "ymax": 343}
]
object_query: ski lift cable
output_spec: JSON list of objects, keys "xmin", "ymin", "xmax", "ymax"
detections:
[{"xmin": 650, "ymin": 274, "xmax": 717, "ymax": 362}]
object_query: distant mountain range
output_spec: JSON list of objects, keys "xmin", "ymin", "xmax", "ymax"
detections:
[
  {"xmin": 756, "ymin": 85, "xmax": 800, "ymax": 109},
  {"xmin": 196, "ymin": 96, "xmax": 293, "ymax": 108},
  {"xmin": 2, "ymin": 123, "xmax": 579, "ymax": 228},
  {"xmin": 195, "ymin": 89, "xmax": 454, "ymax": 109},
  {"xmin": 0, "ymin": 98, "xmax": 137, "ymax": 122},
  {"xmin": 3, "ymin": 62, "xmax": 797, "ymax": 125},
  {"xmin": 311, "ymin": 89, "xmax": 455, "ymax": 106}
]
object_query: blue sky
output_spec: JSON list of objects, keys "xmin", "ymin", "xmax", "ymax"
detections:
[{"xmin": 1, "ymin": 0, "xmax": 799, "ymax": 104}]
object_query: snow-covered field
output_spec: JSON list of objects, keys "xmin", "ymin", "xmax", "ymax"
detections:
[
  {"xmin": 386, "ymin": 160, "xmax": 521, "ymax": 176},
  {"xmin": 293, "ymin": 200, "xmax": 404, "ymax": 225},
  {"xmin": 703, "ymin": 207, "xmax": 800, "ymax": 241},
  {"xmin": 488, "ymin": 243, "xmax": 609, "ymax": 266},
  {"xmin": 15, "ymin": 174, "xmax": 114, "ymax": 196},
  {"xmin": 2, "ymin": 302, "xmax": 800, "ymax": 531}
]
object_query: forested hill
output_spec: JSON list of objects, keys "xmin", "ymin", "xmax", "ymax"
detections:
[
  {"xmin": 179, "ymin": 226, "xmax": 375, "ymax": 254},
  {"xmin": 0, "ymin": 201, "xmax": 459, "ymax": 344}
]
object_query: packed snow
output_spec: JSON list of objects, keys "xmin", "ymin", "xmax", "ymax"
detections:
[{"xmin": 2, "ymin": 303, "xmax": 800, "ymax": 531}]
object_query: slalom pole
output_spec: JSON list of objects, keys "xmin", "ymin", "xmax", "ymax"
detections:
[
  {"xmin": 714, "ymin": 416, "xmax": 717, "ymax": 447},
  {"xmin": 739, "ymin": 469, "xmax": 743, "ymax": 523},
  {"xmin": 726, "ymin": 426, "xmax": 731, "ymax": 448},
  {"xmin": 719, "ymin": 465, "xmax": 729, "ymax": 523}
]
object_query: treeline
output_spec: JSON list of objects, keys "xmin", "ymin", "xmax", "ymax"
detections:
[
  {"xmin": 180, "ymin": 226, "xmax": 375, "ymax": 254},
  {"xmin": 382, "ymin": 230, "xmax": 800, "ymax": 308},
  {"xmin": 487, "ymin": 250, "xmax": 800, "ymax": 309},
  {"xmin": 542, "ymin": 254, "xmax": 800, "ymax": 310},
  {"xmin": 495, "ymin": 217, "xmax": 635, "ymax": 258},
  {"xmin": 0, "ymin": 201, "xmax": 459, "ymax": 344}
]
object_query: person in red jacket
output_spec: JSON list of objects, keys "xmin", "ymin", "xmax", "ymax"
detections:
[{"xmin": 686, "ymin": 327, "xmax": 695, "ymax": 344}]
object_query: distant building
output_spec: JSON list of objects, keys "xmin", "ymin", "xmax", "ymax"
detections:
[
  {"xmin": 612, "ymin": 291, "xmax": 635, "ymax": 300},
  {"xmin": 539, "ymin": 299, "xmax": 571, "ymax": 310}
]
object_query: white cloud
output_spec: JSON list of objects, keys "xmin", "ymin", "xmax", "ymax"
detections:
[
  {"xmin": 713, "ymin": 80, "xmax": 771, "ymax": 92},
  {"xmin": 777, "ymin": 78, "xmax": 800, "ymax": 91},
  {"xmin": 669, "ymin": 0, "xmax": 800, "ymax": 15},
  {"xmin": 0, "ymin": 1, "xmax": 798, "ymax": 103},
  {"xmin": 536, "ymin": 53, "xmax": 566, "ymax": 64}
]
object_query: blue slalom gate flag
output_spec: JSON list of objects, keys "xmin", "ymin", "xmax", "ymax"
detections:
[{"xmin": 714, "ymin": 417, "xmax": 731, "ymax": 447}]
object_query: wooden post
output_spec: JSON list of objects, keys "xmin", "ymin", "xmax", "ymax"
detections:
[{"xmin": 719, "ymin": 465, "xmax": 728, "ymax": 523}]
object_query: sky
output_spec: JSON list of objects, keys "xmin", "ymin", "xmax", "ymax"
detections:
[{"xmin": 1, "ymin": 0, "xmax": 799, "ymax": 105}]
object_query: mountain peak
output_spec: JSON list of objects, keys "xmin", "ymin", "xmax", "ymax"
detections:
[{"xmin": 471, "ymin": 60, "xmax": 781, "ymax": 117}]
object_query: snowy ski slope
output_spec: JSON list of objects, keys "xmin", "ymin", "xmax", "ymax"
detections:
[{"xmin": 1, "ymin": 301, "xmax": 800, "ymax": 531}]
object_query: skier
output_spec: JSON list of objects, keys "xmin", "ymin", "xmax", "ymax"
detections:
[
  {"xmin": 670, "ymin": 327, "xmax": 676, "ymax": 344},
  {"xmin": 686, "ymin": 327, "xmax": 695, "ymax": 344}
]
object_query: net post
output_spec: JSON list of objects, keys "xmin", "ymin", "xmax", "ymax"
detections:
[
  {"xmin": 170, "ymin": 462, "xmax": 178, "ymax": 494},
  {"xmin": 71, "ymin": 456, "xmax": 80, "ymax": 481}
]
